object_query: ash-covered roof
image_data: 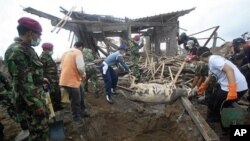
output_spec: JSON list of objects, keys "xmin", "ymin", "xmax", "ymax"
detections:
[{"xmin": 133, "ymin": 8, "xmax": 195, "ymax": 22}]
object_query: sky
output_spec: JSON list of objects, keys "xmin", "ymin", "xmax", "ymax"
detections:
[{"xmin": 0, "ymin": 0, "xmax": 249, "ymax": 59}]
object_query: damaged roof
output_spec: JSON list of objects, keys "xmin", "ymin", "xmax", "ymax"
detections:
[{"xmin": 133, "ymin": 7, "xmax": 195, "ymax": 22}]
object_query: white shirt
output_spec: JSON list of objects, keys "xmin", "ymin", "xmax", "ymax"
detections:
[{"xmin": 208, "ymin": 55, "xmax": 248, "ymax": 92}]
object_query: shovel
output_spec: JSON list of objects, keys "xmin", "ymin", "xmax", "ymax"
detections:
[{"xmin": 45, "ymin": 89, "xmax": 65, "ymax": 141}]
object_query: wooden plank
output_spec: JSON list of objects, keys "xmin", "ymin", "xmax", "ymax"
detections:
[
  {"xmin": 172, "ymin": 61, "xmax": 186, "ymax": 85},
  {"xmin": 117, "ymin": 85, "xmax": 133, "ymax": 92},
  {"xmin": 180, "ymin": 97, "xmax": 220, "ymax": 141},
  {"xmin": 203, "ymin": 26, "xmax": 220, "ymax": 47}
]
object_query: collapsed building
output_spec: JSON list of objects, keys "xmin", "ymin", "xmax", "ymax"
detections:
[
  {"xmin": 3, "ymin": 6, "xmax": 247, "ymax": 141},
  {"xmin": 23, "ymin": 7, "xmax": 195, "ymax": 56}
]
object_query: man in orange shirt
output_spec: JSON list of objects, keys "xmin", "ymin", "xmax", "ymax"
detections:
[{"xmin": 59, "ymin": 41, "xmax": 87, "ymax": 123}]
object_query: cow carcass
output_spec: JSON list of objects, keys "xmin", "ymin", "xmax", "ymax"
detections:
[{"xmin": 120, "ymin": 76, "xmax": 192, "ymax": 104}]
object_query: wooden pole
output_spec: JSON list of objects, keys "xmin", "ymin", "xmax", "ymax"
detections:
[
  {"xmin": 172, "ymin": 61, "xmax": 186, "ymax": 85},
  {"xmin": 180, "ymin": 97, "xmax": 220, "ymax": 141},
  {"xmin": 56, "ymin": 6, "xmax": 76, "ymax": 34},
  {"xmin": 160, "ymin": 63, "xmax": 165, "ymax": 80},
  {"xmin": 51, "ymin": 6, "xmax": 74, "ymax": 33},
  {"xmin": 212, "ymin": 32, "xmax": 218, "ymax": 48},
  {"xmin": 203, "ymin": 26, "xmax": 220, "ymax": 47}
]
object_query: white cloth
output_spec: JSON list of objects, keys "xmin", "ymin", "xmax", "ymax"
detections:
[
  {"xmin": 208, "ymin": 55, "xmax": 248, "ymax": 92},
  {"xmin": 75, "ymin": 52, "xmax": 85, "ymax": 75},
  {"xmin": 102, "ymin": 61, "xmax": 108, "ymax": 75}
]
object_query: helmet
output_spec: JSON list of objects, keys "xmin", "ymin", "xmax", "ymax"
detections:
[
  {"xmin": 180, "ymin": 32, "xmax": 188, "ymax": 41},
  {"xmin": 232, "ymin": 38, "xmax": 246, "ymax": 47},
  {"xmin": 133, "ymin": 35, "xmax": 140, "ymax": 41},
  {"xmin": 42, "ymin": 42, "xmax": 53, "ymax": 50}
]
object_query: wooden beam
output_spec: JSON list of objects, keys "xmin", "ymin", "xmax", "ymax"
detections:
[
  {"xmin": 103, "ymin": 39, "xmax": 119, "ymax": 49},
  {"xmin": 117, "ymin": 85, "xmax": 133, "ymax": 92},
  {"xmin": 96, "ymin": 46, "xmax": 108, "ymax": 56},
  {"xmin": 87, "ymin": 24, "xmax": 127, "ymax": 32},
  {"xmin": 66, "ymin": 20, "xmax": 176, "ymax": 26},
  {"xmin": 203, "ymin": 26, "xmax": 219, "ymax": 47},
  {"xmin": 180, "ymin": 97, "xmax": 220, "ymax": 141}
]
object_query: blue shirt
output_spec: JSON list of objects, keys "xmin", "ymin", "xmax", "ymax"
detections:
[{"xmin": 104, "ymin": 51, "xmax": 129, "ymax": 71}]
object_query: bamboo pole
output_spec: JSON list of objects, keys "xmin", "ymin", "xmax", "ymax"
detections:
[
  {"xmin": 160, "ymin": 63, "xmax": 165, "ymax": 80},
  {"xmin": 51, "ymin": 6, "xmax": 74, "ymax": 33},
  {"xmin": 172, "ymin": 61, "xmax": 186, "ymax": 85},
  {"xmin": 56, "ymin": 6, "xmax": 76, "ymax": 34}
]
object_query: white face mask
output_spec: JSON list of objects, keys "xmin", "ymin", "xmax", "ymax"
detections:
[
  {"xmin": 31, "ymin": 38, "xmax": 41, "ymax": 47},
  {"xmin": 49, "ymin": 51, "xmax": 53, "ymax": 56}
]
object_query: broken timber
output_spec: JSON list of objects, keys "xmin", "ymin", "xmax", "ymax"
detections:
[{"xmin": 180, "ymin": 97, "xmax": 220, "ymax": 141}]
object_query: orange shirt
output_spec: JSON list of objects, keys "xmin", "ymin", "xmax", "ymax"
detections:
[{"xmin": 59, "ymin": 48, "xmax": 82, "ymax": 88}]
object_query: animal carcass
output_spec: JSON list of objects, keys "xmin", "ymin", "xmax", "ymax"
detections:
[{"xmin": 121, "ymin": 76, "xmax": 191, "ymax": 104}]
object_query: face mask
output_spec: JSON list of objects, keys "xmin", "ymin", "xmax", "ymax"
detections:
[
  {"xmin": 49, "ymin": 51, "xmax": 53, "ymax": 56},
  {"xmin": 31, "ymin": 38, "xmax": 41, "ymax": 47}
]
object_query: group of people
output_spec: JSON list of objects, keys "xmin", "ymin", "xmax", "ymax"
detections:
[
  {"xmin": 179, "ymin": 32, "xmax": 250, "ymax": 137},
  {"xmin": 0, "ymin": 17, "xmax": 88, "ymax": 140},
  {"xmin": 3, "ymin": 15, "xmax": 247, "ymax": 140},
  {"xmin": 0, "ymin": 16, "xmax": 144, "ymax": 140}
]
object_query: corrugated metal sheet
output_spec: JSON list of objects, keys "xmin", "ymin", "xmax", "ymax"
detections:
[{"xmin": 133, "ymin": 8, "xmax": 195, "ymax": 22}]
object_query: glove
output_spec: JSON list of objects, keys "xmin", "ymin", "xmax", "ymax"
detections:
[
  {"xmin": 226, "ymin": 83, "xmax": 238, "ymax": 101},
  {"xmin": 197, "ymin": 82, "xmax": 208, "ymax": 95}
]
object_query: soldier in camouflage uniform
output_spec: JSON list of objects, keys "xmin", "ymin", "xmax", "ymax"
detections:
[
  {"xmin": 0, "ymin": 71, "xmax": 13, "ymax": 140},
  {"xmin": 188, "ymin": 55, "xmax": 220, "ymax": 122},
  {"xmin": 40, "ymin": 42, "xmax": 63, "ymax": 111},
  {"xmin": 82, "ymin": 48, "xmax": 99, "ymax": 97},
  {"xmin": 127, "ymin": 35, "xmax": 144, "ymax": 81},
  {"xmin": 4, "ymin": 17, "xmax": 49, "ymax": 141}
]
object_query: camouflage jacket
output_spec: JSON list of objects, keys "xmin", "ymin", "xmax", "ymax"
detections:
[
  {"xmin": 194, "ymin": 61, "xmax": 208, "ymax": 77},
  {"xmin": 128, "ymin": 40, "xmax": 143, "ymax": 55},
  {"xmin": 4, "ymin": 38, "xmax": 45, "ymax": 109},
  {"xmin": 40, "ymin": 51, "xmax": 59, "ymax": 83},
  {"xmin": 83, "ymin": 48, "xmax": 94, "ymax": 63},
  {"xmin": 83, "ymin": 48, "xmax": 95, "ymax": 72},
  {"xmin": 0, "ymin": 71, "xmax": 12, "ymax": 106}
]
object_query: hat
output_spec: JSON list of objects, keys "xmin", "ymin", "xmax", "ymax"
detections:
[
  {"xmin": 42, "ymin": 42, "xmax": 53, "ymax": 50},
  {"xmin": 186, "ymin": 40, "xmax": 194, "ymax": 47},
  {"xmin": 232, "ymin": 38, "xmax": 246, "ymax": 47},
  {"xmin": 18, "ymin": 17, "xmax": 42, "ymax": 34},
  {"xmin": 196, "ymin": 47, "xmax": 210, "ymax": 57},
  {"xmin": 119, "ymin": 43, "xmax": 128, "ymax": 51},
  {"xmin": 133, "ymin": 35, "xmax": 140, "ymax": 41}
]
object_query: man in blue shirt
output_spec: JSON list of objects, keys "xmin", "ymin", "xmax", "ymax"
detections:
[{"xmin": 100, "ymin": 44, "xmax": 130, "ymax": 104}]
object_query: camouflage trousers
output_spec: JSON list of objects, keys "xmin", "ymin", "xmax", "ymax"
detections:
[
  {"xmin": 49, "ymin": 83, "xmax": 62, "ymax": 112},
  {"xmin": 130, "ymin": 55, "xmax": 141, "ymax": 80},
  {"xmin": 0, "ymin": 91, "xmax": 16, "ymax": 119},
  {"xmin": 15, "ymin": 96, "xmax": 49, "ymax": 141},
  {"xmin": 84, "ymin": 68, "xmax": 99, "ymax": 96}
]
